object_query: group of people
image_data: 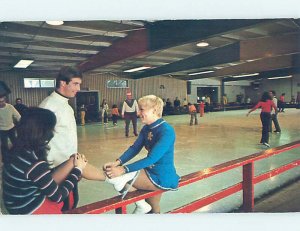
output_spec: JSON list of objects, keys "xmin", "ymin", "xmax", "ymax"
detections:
[
  {"xmin": 80, "ymin": 92, "xmax": 139, "ymax": 138},
  {"xmin": 187, "ymin": 102, "xmax": 205, "ymax": 126},
  {"xmin": 98, "ymin": 91, "xmax": 139, "ymax": 137},
  {"xmin": 1, "ymin": 66, "xmax": 180, "ymax": 215}
]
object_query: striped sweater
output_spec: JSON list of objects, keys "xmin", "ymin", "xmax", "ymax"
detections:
[{"xmin": 2, "ymin": 149, "xmax": 81, "ymax": 214}]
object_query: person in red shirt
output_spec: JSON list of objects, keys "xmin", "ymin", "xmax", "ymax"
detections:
[
  {"xmin": 247, "ymin": 92, "xmax": 277, "ymax": 148},
  {"xmin": 278, "ymin": 93, "xmax": 286, "ymax": 112},
  {"xmin": 111, "ymin": 104, "xmax": 120, "ymax": 126},
  {"xmin": 199, "ymin": 101, "xmax": 205, "ymax": 117}
]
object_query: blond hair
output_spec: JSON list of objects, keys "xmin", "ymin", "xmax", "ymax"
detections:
[{"xmin": 138, "ymin": 95, "xmax": 163, "ymax": 117}]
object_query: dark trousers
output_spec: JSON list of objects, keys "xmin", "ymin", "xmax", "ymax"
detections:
[
  {"xmin": 124, "ymin": 113, "xmax": 138, "ymax": 136},
  {"xmin": 190, "ymin": 112, "xmax": 198, "ymax": 125},
  {"xmin": 278, "ymin": 101, "xmax": 285, "ymax": 112},
  {"xmin": 269, "ymin": 113, "xmax": 281, "ymax": 132},
  {"xmin": 260, "ymin": 112, "xmax": 271, "ymax": 144},
  {"xmin": 112, "ymin": 115, "xmax": 118, "ymax": 124},
  {"xmin": 103, "ymin": 111, "xmax": 108, "ymax": 123},
  {"xmin": 0, "ymin": 127, "xmax": 17, "ymax": 163}
]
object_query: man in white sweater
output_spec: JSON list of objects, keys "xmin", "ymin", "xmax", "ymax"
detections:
[
  {"xmin": 122, "ymin": 91, "xmax": 139, "ymax": 137},
  {"xmin": 0, "ymin": 96, "xmax": 21, "ymax": 163},
  {"xmin": 40, "ymin": 66, "xmax": 106, "ymax": 211}
]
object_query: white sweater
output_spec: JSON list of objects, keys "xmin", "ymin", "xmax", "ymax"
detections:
[
  {"xmin": 39, "ymin": 91, "xmax": 77, "ymax": 168},
  {"xmin": 271, "ymin": 97, "xmax": 278, "ymax": 114},
  {"xmin": 0, "ymin": 104, "xmax": 21, "ymax": 130},
  {"xmin": 122, "ymin": 99, "xmax": 139, "ymax": 115}
]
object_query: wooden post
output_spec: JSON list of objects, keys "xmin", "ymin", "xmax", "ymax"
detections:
[
  {"xmin": 115, "ymin": 206, "xmax": 127, "ymax": 214},
  {"xmin": 242, "ymin": 163, "xmax": 254, "ymax": 212}
]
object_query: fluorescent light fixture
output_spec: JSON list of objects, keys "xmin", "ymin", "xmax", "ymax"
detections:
[
  {"xmin": 46, "ymin": 21, "xmax": 64, "ymax": 26},
  {"xmin": 188, "ymin": 70, "xmax": 214, "ymax": 76},
  {"xmin": 14, "ymin": 60, "xmax": 34, "ymax": 68},
  {"xmin": 124, "ymin": 66, "xmax": 151, "ymax": 73},
  {"xmin": 232, "ymin": 73, "xmax": 259, "ymax": 78},
  {"xmin": 196, "ymin": 42, "xmax": 209, "ymax": 47},
  {"xmin": 214, "ymin": 66, "xmax": 223, "ymax": 70},
  {"xmin": 268, "ymin": 75, "xmax": 292, "ymax": 80}
]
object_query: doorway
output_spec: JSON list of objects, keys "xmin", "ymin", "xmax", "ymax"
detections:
[
  {"xmin": 197, "ymin": 87, "xmax": 218, "ymax": 103},
  {"xmin": 75, "ymin": 91, "xmax": 100, "ymax": 123}
]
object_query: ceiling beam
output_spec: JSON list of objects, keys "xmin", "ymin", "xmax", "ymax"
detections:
[
  {"xmin": 132, "ymin": 43, "xmax": 240, "ymax": 79},
  {"xmin": 78, "ymin": 19, "xmax": 268, "ymax": 73},
  {"xmin": 14, "ymin": 22, "xmax": 127, "ymax": 38},
  {"xmin": 137, "ymin": 32, "xmax": 300, "ymax": 80},
  {"xmin": 0, "ymin": 31, "xmax": 111, "ymax": 47},
  {"xmin": 223, "ymin": 66, "xmax": 300, "ymax": 82},
  {"xmin": 187, "ymin": 55, "xmax": 294, "ymax": 80},
  {"xmin": 0, "ymin": 52, "xmax": 85, "ymax": 61},
  {"xmin": 240, "ymin": 33, "xmax": 300, "ymax": 61},
  {"xmin": 147, "ymin": 20, "xmax": 266, "ymax": 51},
  {"xmin": 78, "ymin": 29, "xmax": 148, "ymax": 72}
]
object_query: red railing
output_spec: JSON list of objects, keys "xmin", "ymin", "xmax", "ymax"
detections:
[{"xmin": 65, "ymin": 140, "xmax": 300, "ymax": 214}]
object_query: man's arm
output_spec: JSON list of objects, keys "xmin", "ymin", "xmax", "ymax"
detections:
[
  {"xmin": 12, "ymin": 105, "xmax": 21, "ymax": 122},
  {"xmin": 135, "ymin": 100, "xmax": 139, "ymax": 116},
  {"xmin": 122, "ymin": 101, "xmax": 126, "ymax": 117}
]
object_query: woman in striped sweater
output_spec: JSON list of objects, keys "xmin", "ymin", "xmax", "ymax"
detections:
[{"xmin": 2, "ymin": 108, "xmax": 87, "ymax": 214}]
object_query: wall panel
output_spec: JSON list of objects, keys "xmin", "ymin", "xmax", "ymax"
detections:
[
  {"xmin": 0, "ymin": 71, "xmax": 54, "ymax": 106},
  {"xmin": 0, "ymin": 71, "xmax": 187, "ymax": 109}
]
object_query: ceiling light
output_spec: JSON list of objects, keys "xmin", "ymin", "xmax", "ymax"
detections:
[
  {"xmin": 268, "ymin": 75, "xmax": 292, "ymax": 80},
  {"xmin": 188, "ymin": 70, "xmax": 214, "ymax": 76},
  {"xmin": 196, "ymin": 42, "xmax": 209, "ymax": 47},
  {"xmin": 214, "ymin": 67, "xmax": 224, "ymax": 70},
  {"xmin": 232, "ymin": 73, "xmax": 259, "ymax": 78},
  {"xmin": 14, "ymin": 60, "xmax": 34, "ymax": 68},
  {"xmin": 46, "ymin": 21, "xmax": 64, "ymax": 26},
  {"xmin": 124, "ymin": 66, "xmax": 151, "ymax": 73}
]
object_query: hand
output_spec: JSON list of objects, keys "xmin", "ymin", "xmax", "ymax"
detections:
[
  {"xmin": 74, "ymin": 153, "xmax": 88, "ymax": 171},
  {"xmin": 105, "ymin": 166, "xmax": 125, "ymax": 178},
  {"xmin": 246, "ymin": 112, "xmax": 250, "ymax": 117},
  {"xmin": 122, "ymin": 114, "xmax": 124, "ymax": 118},
  {"xmin": 103, "ymin": 161, "xmax": 120, "ymax": 171}
]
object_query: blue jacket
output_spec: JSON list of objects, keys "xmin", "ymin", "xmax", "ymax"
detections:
[{"xmin": 119, "ymin": 118, "xmax": 179, "ymax": 190}]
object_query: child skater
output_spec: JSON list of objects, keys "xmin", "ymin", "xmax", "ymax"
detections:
[
  {"xmin": 188, "ymin": 102, "xmax": 198, "ymax": 126},
  {"xmin": 199, "ymin": 100, "xmax": 205, "ymax": 117},
  {"xmin": 104, "ymin": 95, "xmax": 180, "ymax": 214},
  {"xmin": 111, "ymin": 104, "xmax": 120, "ymax": 126},
  {"xmin": 2, "ymin": 108, "xmax": 87, "ymax": 214},
  {"xmin": 247, "ymin": 92, "xmax": 277, "ymax": 148}
]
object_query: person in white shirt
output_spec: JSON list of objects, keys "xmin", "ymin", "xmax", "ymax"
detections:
[
  {"xmin": 39, "ymin": 66, "xmax": 107, "ymax": 211},
  {"xmin": 122, "ymin": 91, "xmax": 139, "ymax": 137},
  {"xmin": 101, "ymin": 99, "xmax": 109, "ymax": 125},
  {"xmin": 0, "ymin": 96, "xmax": 21, "ymax": 163},
  {"xmin": 269, "ymin": 90, "xmax": 281, "ymax": 133}
]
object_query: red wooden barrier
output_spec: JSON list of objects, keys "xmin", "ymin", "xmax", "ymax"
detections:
[{"xmin": 65, "ymin": 140, "xmax": 300, "ymax": 214}]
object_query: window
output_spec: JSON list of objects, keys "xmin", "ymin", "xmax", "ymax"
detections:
[
  {"xmin": 24, "ymin": 78, "xmax": 56, "ymax": 88},
  {"xmin": 106, "ymin": 79, "xmax": 128, "ymax": 88}
]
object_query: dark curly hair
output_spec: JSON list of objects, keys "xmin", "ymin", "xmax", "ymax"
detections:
[
  {"xmin": 55, "ymin": 66, "xmax": 82, "ymax": 89},
  {"xmin": 11, "ymin": 107, "xmax": 56, "ymax": 162},
  {"xmin": 261, "ymin": 92, "xmax": 272, "ymax": 102}
]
